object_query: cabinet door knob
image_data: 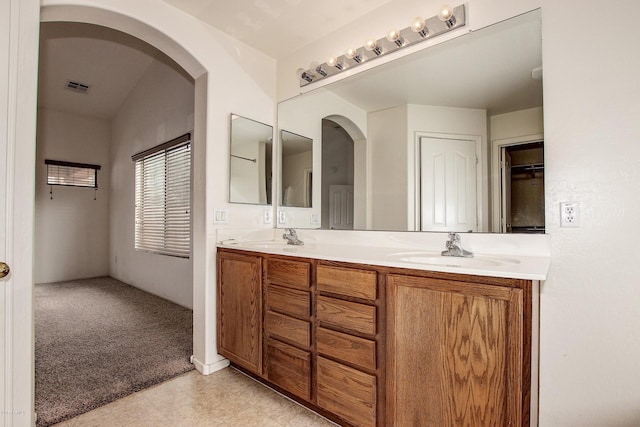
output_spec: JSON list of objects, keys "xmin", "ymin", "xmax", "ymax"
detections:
[{"xmin": 0, "ymin": 262, "xmax": 10, "ymax": 279}]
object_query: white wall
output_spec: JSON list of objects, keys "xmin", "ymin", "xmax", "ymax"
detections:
[
  {"xmin": 539, "ymin": 1, "xmax": 640, "ymax": 425},
  {"xmin": 110, "ymin": 58, "xmax": 194, "ymax": 309},
  {"xmin": 490, "ymin": 106, "xmax": 543, "ymax": 142},
  {"xmin": 34, "ymin": 108, "xmax": 110, "ymax": 283},
  {"xmin": 368, "ymin": 106, "xmax": 408, "ymax": 230}
]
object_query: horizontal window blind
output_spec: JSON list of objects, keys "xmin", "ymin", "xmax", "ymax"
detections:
[
  {"xmin": 134, "ymin": 134, "xmax": 191, "ymax": 258},
  {"xmin": 45, "ymin": 160, "xmax": 100, "ymax": 188}
]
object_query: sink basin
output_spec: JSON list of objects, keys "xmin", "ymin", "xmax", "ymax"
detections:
[
  {"xmin": 387, "ymin": 251, "xmax": 521, "ymax": 268},
  {"xmin": 233, "ymin": 241, "xmax": 289, "ymax": 249}
]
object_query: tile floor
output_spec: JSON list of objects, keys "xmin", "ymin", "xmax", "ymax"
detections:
[{"xmin": 53, "ymin": 367, "xmax": 337, "ymax": 427}]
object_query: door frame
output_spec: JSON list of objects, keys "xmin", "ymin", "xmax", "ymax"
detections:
[
  {"xmin": 413, "ymin": 132, "xmax": 483, "ymax": 232},
  {"xmin": 2, "ymin": 0, "xmax": 40, "ymax": 425},
  {"xmin": 491, "ymin": 133, "xmax": 544, "ymax": 232}
]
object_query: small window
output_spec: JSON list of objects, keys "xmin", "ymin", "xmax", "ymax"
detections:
[
  {"xmin": 132, "ymin": 134, "xmax": 192, "ymax": 258},
  {"xmin": 45, "ymin": 159, "xmax": 100, "ymax": 188}
]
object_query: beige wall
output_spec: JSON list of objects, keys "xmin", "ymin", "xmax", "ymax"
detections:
[
  {"xmin": 109, "ymin": 58, "xmax": 194, "ymax": 309},
  {"xmin": 34, "ymin": 108, "xmax": 111, "ymax": 283}
]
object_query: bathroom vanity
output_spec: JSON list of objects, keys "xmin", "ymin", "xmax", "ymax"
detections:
[{"xmin": 216, "ymin": 230, "xmax": 548, "ymax": 427}]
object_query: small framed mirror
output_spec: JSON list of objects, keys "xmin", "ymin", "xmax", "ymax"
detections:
[
  {"xmin": 229, "ymin": 114, "xmax": 273, "ymax": 205},
  {"xmin": 280, "ymin": 130, "xmax": 313, "ymax": 208}
]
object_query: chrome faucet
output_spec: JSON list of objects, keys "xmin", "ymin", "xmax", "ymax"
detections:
[
  {"xmin": 283, "ymin": 228, "xmax": 304, "ymax": 245},
  {"xmin": 441, "ymin": 232, "xmax": 473, "ymax": 258}
]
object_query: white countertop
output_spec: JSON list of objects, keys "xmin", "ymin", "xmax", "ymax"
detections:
[{"xmin": 216, "ymin": 229, "xmax": 551, "ymax": 281}]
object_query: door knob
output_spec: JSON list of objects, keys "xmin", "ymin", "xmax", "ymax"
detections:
[{"xmin": 0, "ymin": 262, "xmax": 10, "ymax": 279}]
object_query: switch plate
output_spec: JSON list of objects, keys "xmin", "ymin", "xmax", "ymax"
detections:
[
  {"xmin": 277, "ymin": 210, "xmax": 286, "ymax": 225},
  {"xmin": 560, "ymin": 202, "xmax": 580, "ymax": 227},
  {"xmin": 214, "ymin": 208, "xmax": 228, "ymax": 224}
]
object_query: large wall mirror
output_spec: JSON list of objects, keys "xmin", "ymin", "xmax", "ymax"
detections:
[
  {"xmin": 276, "ymin": 9, "xmax": 544, "ymax": 233},
  {"xmin": 229, "ymin": 114, "xmax": 273, "ymax": 205}
]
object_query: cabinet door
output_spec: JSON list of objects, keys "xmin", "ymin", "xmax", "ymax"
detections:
[
  {"xmin": 217, "ymin": 251, "xmax": 262, "ymax": 374},
  {"xmin": 386, "ymin": 274, "xmax": 524, "ymax": 427}
]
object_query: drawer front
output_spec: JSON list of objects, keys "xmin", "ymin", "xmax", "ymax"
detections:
[
  {"xmin": 266, "ymin": 339, "xmax": 311, "ymax": 400},
  {"xmin": 317, "ymin": 265, "xmax": 377, "ymax": 300},
  {"xmin": 317, "ymin": 296, "xmax": 376, "ymax": 336},
  {"xmin": 266, "ymin": 258, "xmax": 310, "ymax": 290},
  {"xmin": 266, "ymin": 284, "xmax": 310, "ymax": 319},
  {"xmin": 265, "ymin": 310, "xmax": 310, "ymax": 347},
  {"xmin": 317, "ymin": 327, "xmax": 376, "ymax": 371},
  {"xmin": 317, "ymin": 356, "xmax": 376, "ymax": 427}
]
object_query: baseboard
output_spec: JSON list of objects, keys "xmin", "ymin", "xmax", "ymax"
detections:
[{"xmin": 192, "ymin": 356, "xmax": 229, "ymax": 375}]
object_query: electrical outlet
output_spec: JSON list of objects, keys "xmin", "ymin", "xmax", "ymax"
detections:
[
  {"xmin": 311, "ymin": 213, "xmax": 320, "ymax": 225},
  {"xmin": 560, "ymin": 202, "xmax": 580, "ymax": 227},
  {"xmin": 263, "ymin": 209, "xmax": 272, "ymax": 225}
]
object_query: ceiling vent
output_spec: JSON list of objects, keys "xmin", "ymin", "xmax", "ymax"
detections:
[{"xmin": 64, "ymin": 80, "xmax": 90, "ymax": 94}]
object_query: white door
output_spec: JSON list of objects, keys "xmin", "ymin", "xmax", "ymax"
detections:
[
  {"xmin": 329, "ymin": 185, "xmax": 354, "ymax": 229},
  {"xmin": 420, "ymin": 136, "xmax": 477, "ymax": 232},
  {"xmin": 2, "ymin": 0, "xmax": 39, "ymax": 425}
]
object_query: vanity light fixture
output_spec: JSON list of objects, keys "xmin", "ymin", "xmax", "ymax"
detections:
[{"xmin": 296, "ymin": 4, "xmax": 465, "ymax": 86}]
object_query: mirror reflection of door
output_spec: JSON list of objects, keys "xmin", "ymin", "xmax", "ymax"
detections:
[
  {"xmin": 419, "ymin": 136, "xmax": 478, "ymax": 232},
  {"xmin": 500, "ymin": 141, "xmax": 544, "ymax": 233},
  {"xmin": 322, "ymin": 119, "xmax": 354, "ymax": 229}
]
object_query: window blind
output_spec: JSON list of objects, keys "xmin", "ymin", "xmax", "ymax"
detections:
[
  {"xmin": 133, "ymin": 134, "xmax": 191, "ymax": 258},
  {"xmin": 45, "ymin": 160, "xmax": 100, "ymax": 188}
]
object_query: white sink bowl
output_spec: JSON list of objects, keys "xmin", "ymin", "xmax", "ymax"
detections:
[
  {"xmin": 236, "ymin": 241, "xmax": 289, "ymax": 249},
  {"xmin": 387, "ymin": 251, "xmax": 521, "ymax": 268}
]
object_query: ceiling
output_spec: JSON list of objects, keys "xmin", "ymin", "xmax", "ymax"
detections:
[
  {"xmin": 161, "ymin": 0, "xmax": 395, "ymax": 59},
  {"xmin": 325, "ymin": 10, "xmax": 542, "ymax": 115},
  {"xmin": 37, "ymin": 3, "xmax": 541, "ymax": 120},
  {"xmin": 38, "ymin": 22, "xmax": 189, "ymax": 119}
]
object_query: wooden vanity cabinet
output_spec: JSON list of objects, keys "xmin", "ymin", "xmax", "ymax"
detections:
[
  {"xmin": 217, "ymin": 249, "xmax": 534, "ymax": 427},
  {"xmin": 316, "ymin": 264, "xmax": 380, "ymax": 427},
  {"xmin": 217, "ymin": 250, "xmax": 263, "ymax": 375},
  {"xmin": 263, "ymin": 257, "xmax": 312, "ymax": 400},
  {"xmin": 386, "ymin": 272, "xmax": 531, "ymax": 427}
]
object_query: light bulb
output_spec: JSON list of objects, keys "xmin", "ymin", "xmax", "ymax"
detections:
[
  {"xmin": 386, "ymin": 29, "xmax": 405, "ymax": 47},
  {"xmin": 296, "ymin": 67, "xmax": 313, "ymax": 83},
  {"xmin": 438, "ymin": 4, "xmax": 456, "ymax": 28},
  {"xmin": 327, "ymin": 56, "xmax": 344, "ymax": 70},
  {"xmin": 365, "ymin": 39, "xmax": 382, "ymax": 56},
  {"xmin": 345, "ymin": 48, "xmax": 361, "ymax": 63},
  {"xmin": 411, "ymin": 17, "xmax": 428, "ymax": 38},
  {"xmin": 310, "ymin": 61, "xmax": 327, "ymax": 77}
]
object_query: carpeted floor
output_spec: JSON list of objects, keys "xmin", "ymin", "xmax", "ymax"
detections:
[{"xmin": 35, "ymin": 276, "xmax": 194, "ymax": 427}]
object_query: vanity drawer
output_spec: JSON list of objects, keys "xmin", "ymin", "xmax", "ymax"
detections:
[
  {"xmin": 266, "ymin": 258, "xmax": 310, "ymax": 290},
  {"xmin": 317, "ymin": 265, "xmax": 377, "ymax": 301},
  {"xmin": 317, "ymin": 296, "xmax": 376, "ymax": 336},
  {"xmin": 266, "ymin": 284, "xmax": 310, "ymax": 319},
  {"xmin": 266, "ymin": 338, "xmax": 311, "ymax": 400},
  {"xmin": 265, "ymin": 310, "xmax": 310, "ymax": 347},
  {"xmin": 317, "ymin": 356, "xmax": 376, "ymax": 427},
  {"xmin": 317, "ymin": 327, "xmax": 376, "ymax": 371}
]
